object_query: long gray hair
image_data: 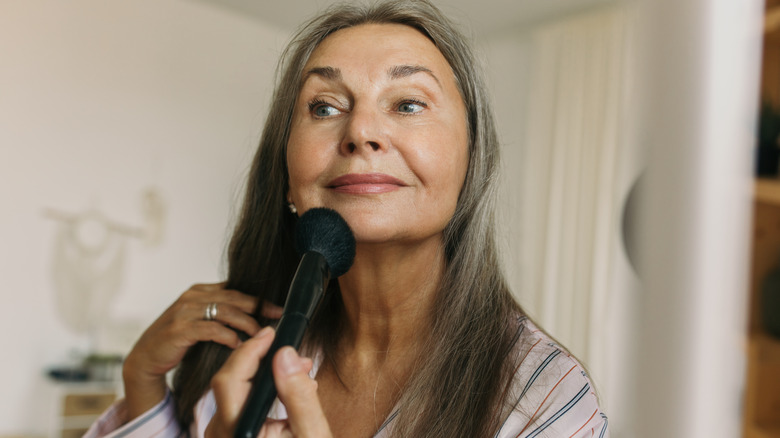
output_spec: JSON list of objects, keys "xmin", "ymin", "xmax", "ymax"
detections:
[{"xmin": 173, "ymin": 1, "xmax": 524, "ymax": 436}]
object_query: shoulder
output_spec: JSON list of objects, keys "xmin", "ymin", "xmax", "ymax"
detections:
[
  {"xmin": 84, "ymin": 392, "xmax": 183, "ymax": 438},
  {"xmin": 84, "ymin": 390, "xmax": 218, "ymax": 438},
  {"xmin": 495, "ymin": 317, "xmax": 609, "ymax": 438}
]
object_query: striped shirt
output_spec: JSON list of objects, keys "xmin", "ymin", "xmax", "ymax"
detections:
[{"xmin": 85, "ymin": 317, "xmax": 608, "ymax": 437}]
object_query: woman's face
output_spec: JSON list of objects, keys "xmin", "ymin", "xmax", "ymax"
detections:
[{"xmin": 286, "ymin": 23, "xmax": 469, "ymax": 245}]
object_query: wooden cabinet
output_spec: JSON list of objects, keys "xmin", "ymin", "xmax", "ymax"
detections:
[
  {"xmin": 744, "ymin": 180, "xmax": 780, "ymax": 437},
  {"xmin": 42, "ymin": 381, "xmax": 118, "ymax": 438},
  {"xmin": 745, "ymin": 5, "xmax": 780, "ymax": 433},
  {"xmin": 744, "ymin": 334, "xmax": 780, "ymax": 437}
]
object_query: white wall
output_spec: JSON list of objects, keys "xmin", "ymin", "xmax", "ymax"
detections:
[{"xmin": 0, "ymin": 1, "xmax": 287, "ymax": 434}]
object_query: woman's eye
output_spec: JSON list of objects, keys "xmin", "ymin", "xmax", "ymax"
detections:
[
  {"xmin": 309, "ymin": 101, "xmax": 341, "ymax": 118},
  {"xmin": 398, "ymin": 100, "xmax": 425, "ymax": 114}
]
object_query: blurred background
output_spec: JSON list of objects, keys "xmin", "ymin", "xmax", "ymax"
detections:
[{"xmin": 0, "ymin": 0, "xmax": 771, "ymax": 436}]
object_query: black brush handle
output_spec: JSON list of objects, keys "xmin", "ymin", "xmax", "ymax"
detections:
[{"xmin": 233, "ymin": 252, "xmax": 329, "ymax": 438}]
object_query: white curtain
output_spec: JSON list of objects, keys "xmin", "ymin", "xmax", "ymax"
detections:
[{"xmin": 506, "ymin": 6, "xmax": 640, "ymax": 430}]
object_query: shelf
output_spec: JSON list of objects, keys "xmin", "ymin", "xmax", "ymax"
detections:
[
  {"xmin": 747, "ymin": 426, "xmax": 780, "ymax": 438},
  {"xmin": 750, "ymin": 332, "xmax": 780, "ymax": 362},
  {"xmin": 746, "ymin": 422, "xmax": 780, "ymax": 438},
  {"xmin": 767, "ymin": 1, "xmax": 780, "ymax": 44},
  {"xmin": 755, "ymin": 178, "xmax": 780, "ymax": 205}
]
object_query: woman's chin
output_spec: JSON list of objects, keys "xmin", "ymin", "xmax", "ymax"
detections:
[
  {"xmin": 296, "ymin": 203, "xmax": 445, "ymax": 245},
  {"xmin": 348, "ymin": 224, "xmax": 402, "ymax": 245}
]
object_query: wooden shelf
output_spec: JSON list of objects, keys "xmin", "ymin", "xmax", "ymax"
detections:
[
  {"xmin": 747, "ymin": 5, "xmax": 780, "ymax": 435},
  {"xmin": 749, "ymin": 333, "xmax": 780, "ymax": 362},
  {"xmin": 745, "ymin": 331, "xmax": 780, "ymax": 437},
  {"xmin": 745, "ymin": 179, "xmax": 780, "ymax": 437},
  {"xmin": 745, "ymin": 423, "xmax": 780, "ymax": 438},
  {"xmin": 756, "ymin": 179, "xmax": 780, "ymax": 205}
]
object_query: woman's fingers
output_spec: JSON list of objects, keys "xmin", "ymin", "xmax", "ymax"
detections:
[
  {"xmin": 200, "ymin": 301, "xmax": 262, "ymax": 338},
  {"xmin": 214, "ymin": 326, "xmax": 275, "ymax": 394},
  {"xmin": 191, "ymin": 282, "xmax": 226, "ymax": 292},
  {"xmin": 208, "ymin": 327, "xmax": 276, "ymax": 437},
  {"xmin": 169, "ymin": 286, "xmax": 261, "ymax": 338},
  {"xmin": 130, "ymin": 282, "xmax": 277, "ymax": 378},
  {"xmin": 186, "ymin": 283, "xmax": 282, "ymax": 325},
  {"xmin": 123, "ymin": 283, "xmax": 261, "ymax": 419},
  {"xmin": 261, "ymin": 300, "xmax": 284, "ymax": 320},
  {"xmin": 259, "ymin": 420, "xmax": 294, "ymax": 438},
  {"xmin": 184, "ymin": 321, "xmax": 245, "ymax": 349},
  {"xmin": 211, "ymin": 287, "xmax": 261, "ymax": 314},
  {"xmin": 273, "ymin": 347, "xmax": 331, "ymax": 438},
  {"xmin": 208, "ymin": 331, "xmax": 331, "ymax": 438}
]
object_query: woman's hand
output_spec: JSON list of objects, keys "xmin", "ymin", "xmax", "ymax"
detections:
[
  {"xmin": 122, "ymin": 282, "xmax": 283, "ymax": 421},
  {"xmin": 206, "ymin": 328, "xmax": 332, "ymax": 438}
]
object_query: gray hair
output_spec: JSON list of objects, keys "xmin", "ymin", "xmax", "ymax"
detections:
[{"xmin": 174, "ymin": 1, "xmax": 524, "ymax": 435}]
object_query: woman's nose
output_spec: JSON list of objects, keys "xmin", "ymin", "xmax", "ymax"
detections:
[{"xmin": 340, "ymin": 104, "xmax": 387, "ymax": 155}]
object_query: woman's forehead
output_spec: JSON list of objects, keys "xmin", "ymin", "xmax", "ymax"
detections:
[{"xmin": 304, "ymin": 23, "xmax": 450, "ymax": 77}]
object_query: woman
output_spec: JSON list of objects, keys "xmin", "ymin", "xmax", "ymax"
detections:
[{"xmin": 87, "ymin": 1, "xmax": 609, "ymax": 437}]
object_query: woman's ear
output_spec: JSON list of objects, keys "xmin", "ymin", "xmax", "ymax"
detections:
[{"xmin": 286, "ymin": 192, "xmax": 298, "ymax": 215}]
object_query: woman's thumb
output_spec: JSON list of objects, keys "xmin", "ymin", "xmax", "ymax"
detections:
[{"xmin": 273, "ymin": 347, "xmax": 330, "ymax": 437}]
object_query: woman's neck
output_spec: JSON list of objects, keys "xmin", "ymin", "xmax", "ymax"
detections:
[{"xmin": 334, "ymin": 237, "xmax": 444, "ymax": 368}]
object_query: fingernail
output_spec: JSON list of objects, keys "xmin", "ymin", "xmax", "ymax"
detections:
[
  {"xmin": 278, "ymin": 347, "xmax": 303, "ymax": 376},
  {"xmin": 256, "ymin": 326, "xmax": 273, "ymax": 338}
]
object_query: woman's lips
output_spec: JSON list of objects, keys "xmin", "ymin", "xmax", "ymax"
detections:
[{"xmin": 327, "ymin": 173, "xmax": 407, "ymax": 194}]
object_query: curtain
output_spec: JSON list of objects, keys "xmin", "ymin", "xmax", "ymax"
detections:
[{"xmin": 505, "ymin": 6, "xmax": 639, "ymax": 428}]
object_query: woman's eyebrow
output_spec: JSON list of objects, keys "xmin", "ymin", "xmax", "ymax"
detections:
[
  {"xmin": 303, "ymin": 66, "xmax": 342, "ymax": 83},
  {"xmin": 388, "ymin": 64, "xmax": 441, "ymax": 88},
  {"xmin": 302, "ymin": 64, "xmax": 441, "ymax": 88}
]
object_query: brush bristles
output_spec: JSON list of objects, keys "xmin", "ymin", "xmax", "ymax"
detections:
[{"xmin": 294, "ymin": 208, "xmax": 356, "ymax": 277}]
